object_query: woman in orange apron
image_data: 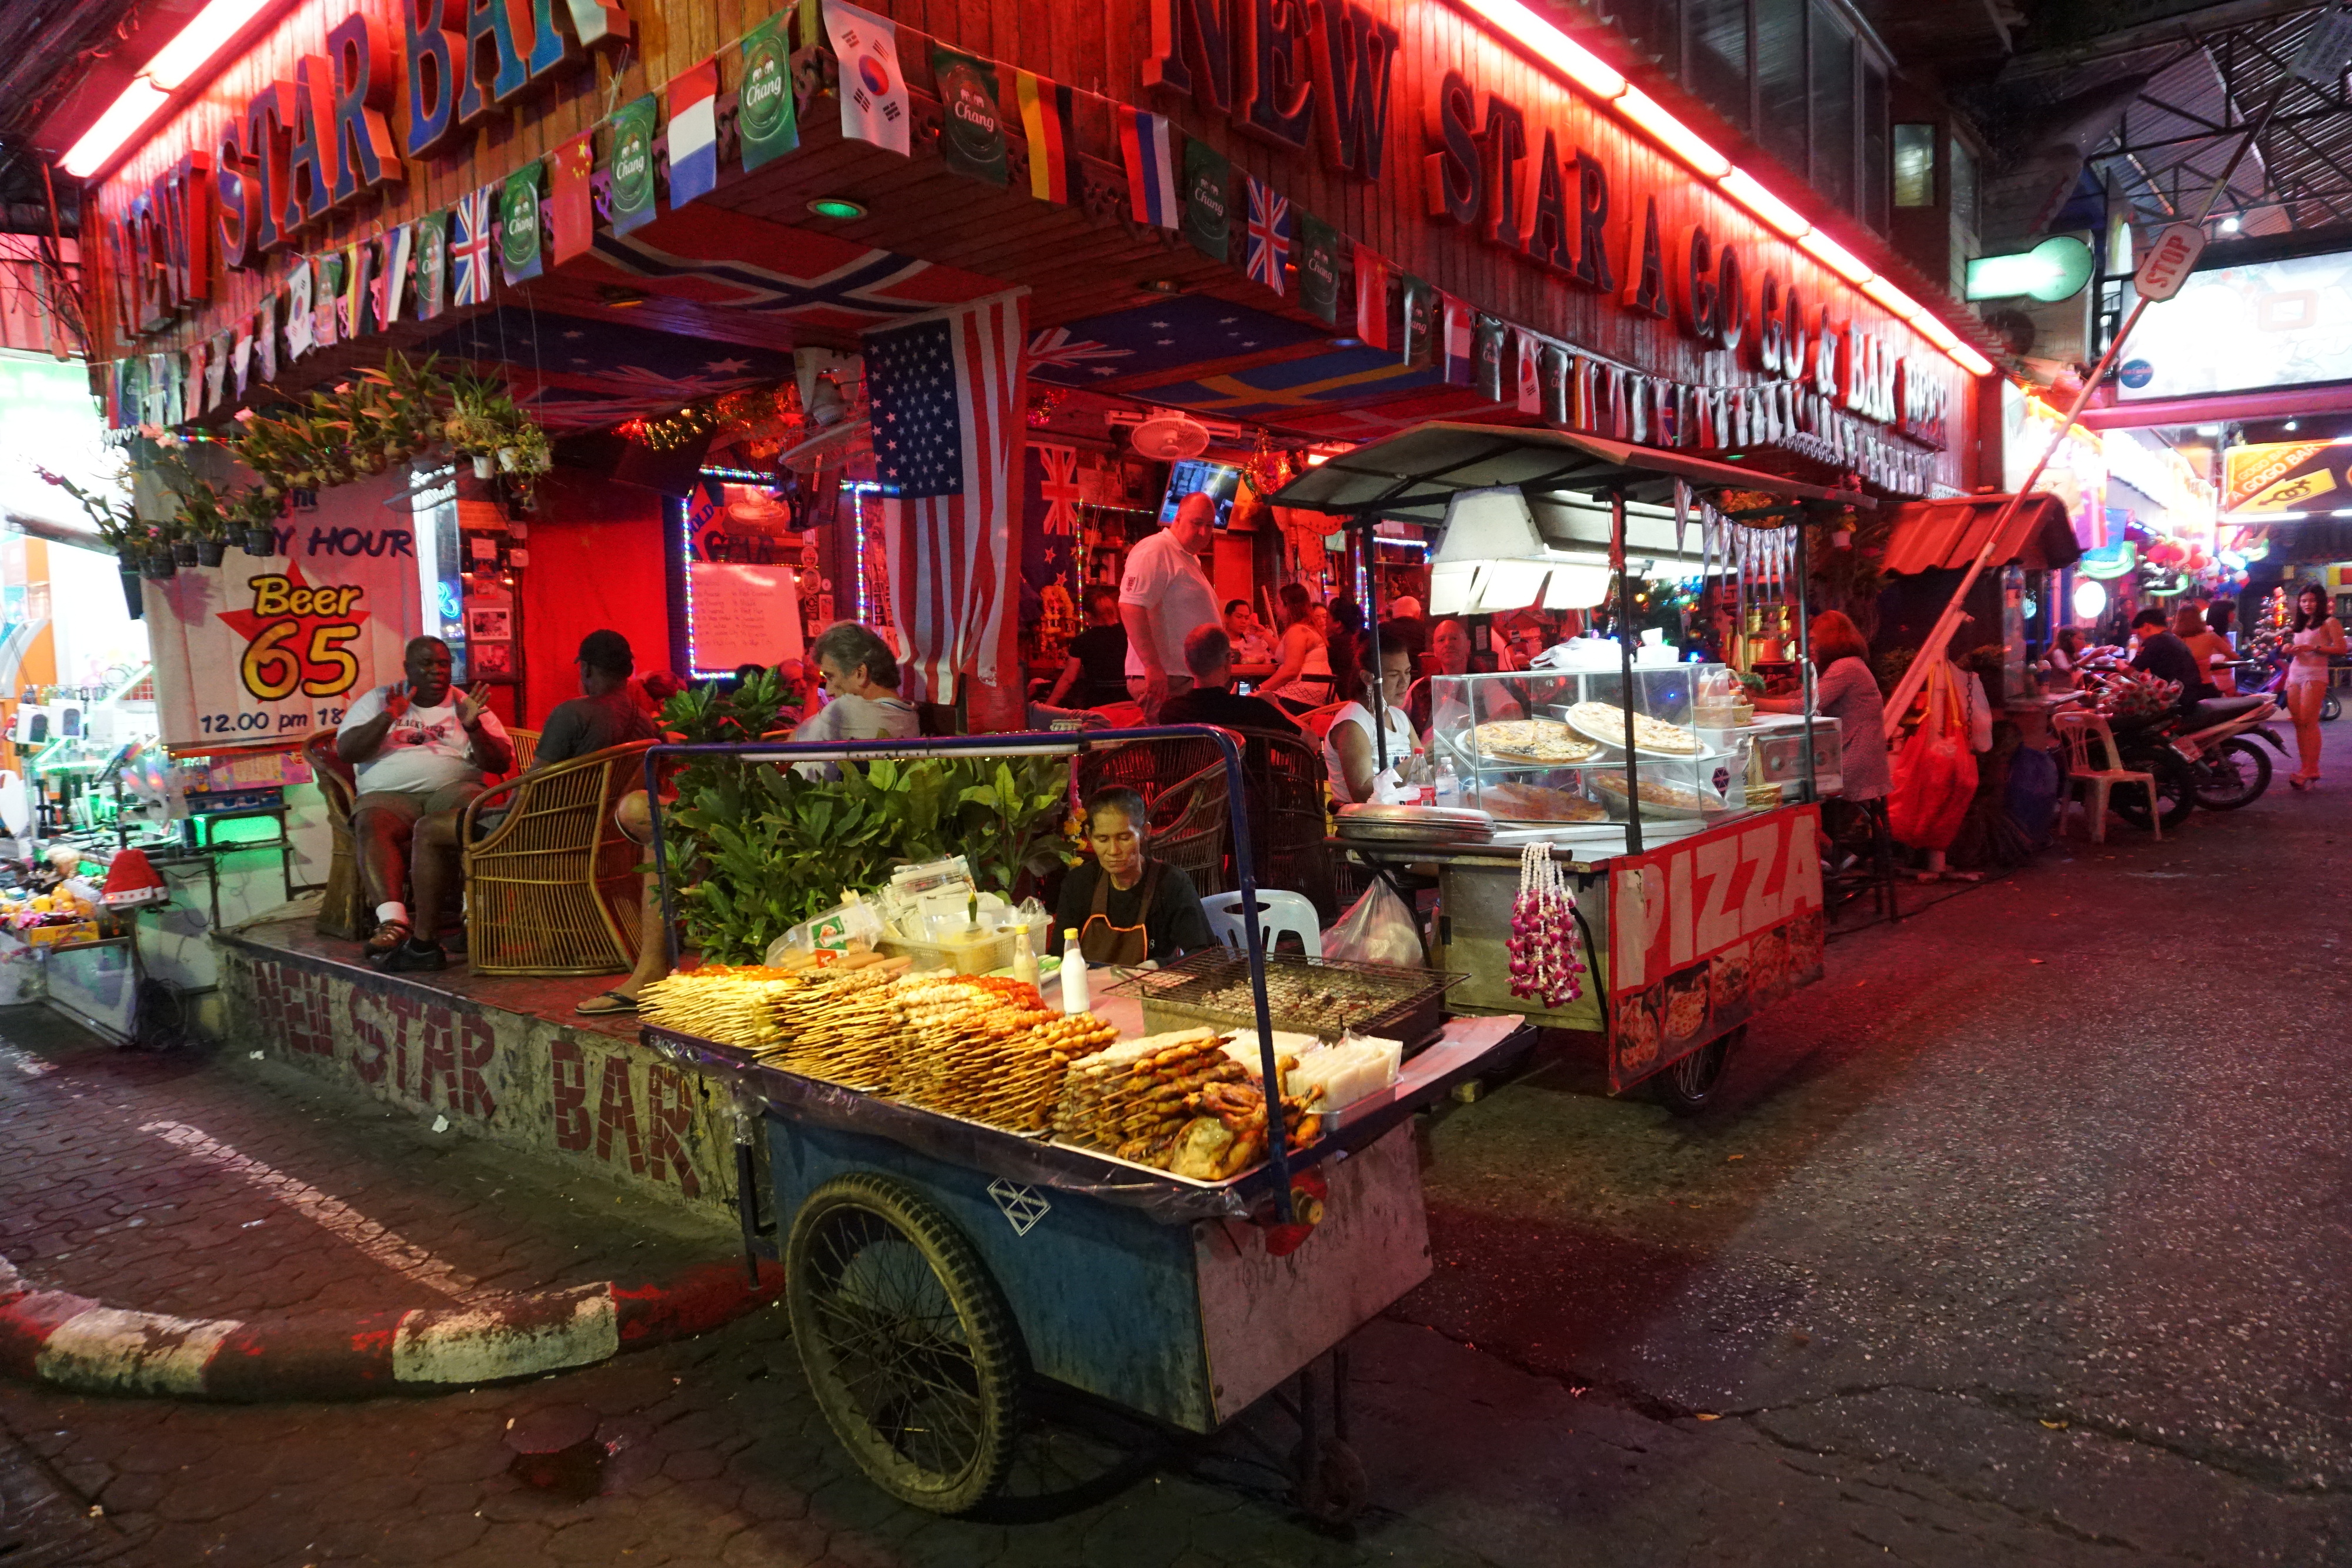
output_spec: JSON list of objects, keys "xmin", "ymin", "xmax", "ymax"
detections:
[{"xmin": 1056, "ymin": 787, "xmax": 1215, "ymax": 968}]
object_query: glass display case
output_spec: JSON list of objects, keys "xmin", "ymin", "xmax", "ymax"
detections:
[{"xmin": 1429, "ymin": 665, "xmax": 1760, "ymax": 833}]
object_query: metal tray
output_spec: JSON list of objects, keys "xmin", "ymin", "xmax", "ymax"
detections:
[{"xmin": 1112, "ymin": 951, "xmax": 1462, "ymax": 1051}]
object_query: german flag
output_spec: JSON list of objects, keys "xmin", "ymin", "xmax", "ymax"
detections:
[{"xmin": 1015, "ymin": 69, "xmax": 1080, "ymax": 205}]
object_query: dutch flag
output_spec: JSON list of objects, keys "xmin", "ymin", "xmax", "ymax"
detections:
[
  {"xmin": 667, "ymin": 58, "xmax": 720, "ymax": 208},
  {"xmin": 1120, "ymin": 108, "xmax": 1180, "ymax": 229}
]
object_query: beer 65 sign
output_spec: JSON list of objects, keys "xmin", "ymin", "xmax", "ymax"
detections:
[{"xmin": 141, "ymin": 474, "xmax": 429, "ymax": 751}]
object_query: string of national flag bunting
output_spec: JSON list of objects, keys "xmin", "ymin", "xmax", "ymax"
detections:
[{"xmin": 92, "ymin": 0, "xmax": 1947, "ymax": 494}]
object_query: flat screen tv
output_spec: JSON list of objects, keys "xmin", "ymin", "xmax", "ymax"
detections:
[{"xmin": 1157, "ymin": 459, "xmax": 1243, "ymax": 528}]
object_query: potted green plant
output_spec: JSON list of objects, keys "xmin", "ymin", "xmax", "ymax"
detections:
[
  {"xmin": 35, "ymin": 462, "xmax": 146, "ymax": 615},
  {"xmin": 234, "ymin": 485, "xmax": 283, "ymax": 555}
]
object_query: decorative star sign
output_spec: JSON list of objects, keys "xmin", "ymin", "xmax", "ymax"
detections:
[
  {"xmin": 704, "ymin": 356, "xmax": 753, "ymax": 375},
  {"xmin": 213, "ymin": 561, "xmax": 375, "ymax": 709}
]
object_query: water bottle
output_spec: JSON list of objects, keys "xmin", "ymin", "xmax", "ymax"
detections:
[{"xmin": 1434, "ymin": 752, "xmax": 1462, "ymax": 808}]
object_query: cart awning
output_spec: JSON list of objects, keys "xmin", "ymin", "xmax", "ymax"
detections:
[
  {"xmin": 1269, "ymin": 423, "xmax": 1870, "ymax": 522},
  {"xmin": 1880, "ymin": 494, "xmax": 2082, "ymax": 574}
]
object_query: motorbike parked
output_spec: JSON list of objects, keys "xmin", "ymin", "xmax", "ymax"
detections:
[{"xmin": 2169, "ymin": 692, "xmax": 2287, "ymax": 810}]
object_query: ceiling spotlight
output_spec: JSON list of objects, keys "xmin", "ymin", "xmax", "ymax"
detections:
[
  {"xmin": 2286, "ymin": 419, "xmax": 2300, "ymax": 431},
  {"xmin": 597, "ymin": 285, "xmax": 651, "ymax": 307},
  {"xmin": 1140, "ymin": 278, "xmax": 1184, "ymax": 296},
  {"xmin": 806, "ymin": 197, "xmax": 868, "ymax": 220},
  {"xmin": 2220, "ymin": 215, "xmax": 2241, "ymax": 233}
]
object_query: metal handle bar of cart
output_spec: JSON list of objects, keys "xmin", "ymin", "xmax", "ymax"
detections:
[{"xmin": 641, "ymin": 726, "xmax": 1308, "ymax": 1222}]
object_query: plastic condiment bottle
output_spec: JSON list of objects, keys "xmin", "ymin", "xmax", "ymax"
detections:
[
  {"xmin": 1011, "ymin": 922, "xmax": 1037, "ymax": 986},
  {"xmin": 1060, "ymin": 927, "xmax": 1090, "ymax": 1014}
]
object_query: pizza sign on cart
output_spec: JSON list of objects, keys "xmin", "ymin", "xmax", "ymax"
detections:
[
  {"xmin": 142, "ymin": 476, "xmax": 431, "ymax": 751},
  {"xmin": 1605, "ymin": 807, "xmax": 1826, "ymax": 1091}
]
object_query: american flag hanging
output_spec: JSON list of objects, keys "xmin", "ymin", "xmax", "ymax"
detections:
[
  {"xmin": 1244, "ymin": 176, "xmax": 1291, "ymax": 295},
  {"xmin": 867, "ymin": 291, "xmax": 1028, "ymax": 704},
  {"xmin": 452, "ymin": 185, "xmax": 496, "ymax": 307}
]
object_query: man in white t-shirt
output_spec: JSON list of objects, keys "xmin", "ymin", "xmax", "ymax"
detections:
[
  {"xmin": 1121, "ymin": 491, "xmax": 1221, "ymax": 718},
  {"xmin": 336, "ymin": 636, "xmax": 513, "ymax": 971}
]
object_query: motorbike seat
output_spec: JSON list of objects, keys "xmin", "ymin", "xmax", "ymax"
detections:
[{"xmin": 2184, "ymin": 696, "xmax": 2268, "ymax": 728}]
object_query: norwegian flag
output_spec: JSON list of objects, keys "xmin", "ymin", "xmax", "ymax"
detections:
[
  {"xmin": 1244, "ymin": 176, "xmax": 1292, "ymax": 296},
  {"xmin": 452, "ymin": 185, "xmax": 496, "ymax": 307},
  {"xmin": 866, "ymin": 292, "xmax": 1029, "ymax": 704}
]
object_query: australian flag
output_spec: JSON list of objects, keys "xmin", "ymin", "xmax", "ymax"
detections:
[{"xmin": 1244, "ymin": 176, "xmax": 1291, "ymax": 296}]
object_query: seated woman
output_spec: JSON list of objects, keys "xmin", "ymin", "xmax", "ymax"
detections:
[
  {"xmin": 1054, "ymin": 786, "xmax": 1214, "ymax": 967},
  {"xmin": 1324, "ymin": 631, "xmax": 1424, "ymax": 806}
]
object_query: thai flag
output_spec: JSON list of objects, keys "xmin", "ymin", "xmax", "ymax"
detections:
[
  {"xmin": 1244, "ymin": 176, "xmax": 1291, "ymax": 295},
  {"xmin": 452, "ymin": 186, "xmax": 495, "ymax": 307},
  {"xmin": 666, "ymin": 58, "xmax": 720, "ymax": 208},
  {"xmin": 1120, "ymin": 108, "xmax": 1179, "ymax": 229}
]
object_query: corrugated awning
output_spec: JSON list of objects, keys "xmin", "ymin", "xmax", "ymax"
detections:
[{"xmin": 1880, "ymin": 494, "xmax": 2081, "ymax": 574}]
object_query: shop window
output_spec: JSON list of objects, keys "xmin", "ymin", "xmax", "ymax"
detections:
[
  {"xmin": 1689, "ymin": 0, "xmax": 1751, "ymax": 132},
  {"xmin": 1861, "ymin": 62, "xmax": 1889, "ymax": 232},
  {"xmin": 1809, "ymin": 4, "xmax": 1855, "ymax": 212},
  {"xmin": 1754, "ymin": 0, "xmax": 1807, "ymax": 183},
  {"xmin": 1893, "ymin": 123, "xmax": 1936, "ymax": 207}
]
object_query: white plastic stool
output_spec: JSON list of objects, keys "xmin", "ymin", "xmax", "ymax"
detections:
[{"xmin": 1201, "ymin": 889, "xmax": 1324, "ymax": 958}]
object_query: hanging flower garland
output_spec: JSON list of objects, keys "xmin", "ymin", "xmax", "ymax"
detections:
[{"xmin": 1506, "ymin": 843, "xmax": 1585, "ymax": 1008}]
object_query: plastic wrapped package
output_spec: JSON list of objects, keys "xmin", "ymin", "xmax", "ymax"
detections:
[
  {"xmin": 1289, "ymin": 1035, "xmax": 1402, "ymax": 1111},
  {"xmin": 765, "ymin": 893, "xmax": 887, "ymax": 965}
]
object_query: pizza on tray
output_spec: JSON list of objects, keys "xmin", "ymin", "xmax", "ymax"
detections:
[
  {"xmin": 1471, "ymin": 718, "xmax": 1601, "ymax": 764},
  {"xmin": 1566, "ymin": 701, "xmax": 1699, "ymax": 755}
]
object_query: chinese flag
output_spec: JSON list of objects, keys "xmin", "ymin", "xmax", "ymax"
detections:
[{"xmin": 549, "ymin": 133, "xmax": 596, "ymax": 264}]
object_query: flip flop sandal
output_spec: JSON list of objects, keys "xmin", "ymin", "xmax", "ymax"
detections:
[
  {"xmin": 574, "ymin": 991, "xmax": 640, "ymax": 1017},
  {"xmin": 364, "ymin": 920, "xmax": 412, "ymax": 959}
]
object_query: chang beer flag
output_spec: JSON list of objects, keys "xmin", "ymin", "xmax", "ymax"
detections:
[
  {"xmin": 607, "ymin": 95, "xmax": 660, "ymax": 235},
  {"xmin": 1471, "ymin": 313, "xmax": 1505, "ymax": 402},
  {"xmin": 412, "ymin": 210, "xmax": 449, "ymax": 319},
  {"xmin": 1296, "ymin": 212, "xmax": 1339, "ymax": 325},
  {"xmin": 1398, "ymin": 274, "xmax": 1434, "ymax": 367},
  {"xmin": 930, "ymin": 44, "xmax": 1007, "ymax": 186},
  {"xmin": 499, "ymin": 159, "xmax": 544, "ymax": 283},
  {"xmin": 1181, "ymin": 136, "xmax": 1230, "ymax": 262},
  {"xmin": 738, "ymin": 11, "xmax": 799, "ymax": 172},
  {"xmin": 824, "ymin": 0, "xmax": 910, "ymax": 155}
]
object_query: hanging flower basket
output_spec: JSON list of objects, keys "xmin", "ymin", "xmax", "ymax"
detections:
[
  {"xmin": 243, "ymin": 527, "xmax": 278, "ymax": 556},
  {"xmin": 195, "ymin": 539, "xmax": 226, "ymax": 567},
  {"xmin": 140, "ymin": 551, "xmax": 177, "ymax": 580},
  {"xmin": 471, "ymin": 453, "xmax": 495, "ymax": 479},
  {"xmin": 118, "ymin": 567, "xmax": 143, "ymax": 619},
  {"xmin": 171, "ymin": 539, "xmax": 199, "ymax": 567}
]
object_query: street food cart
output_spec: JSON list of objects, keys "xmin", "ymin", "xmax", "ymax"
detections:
[
  {"xmin": 636, "ymin": 730, "xmax": 1522, "ymax": 1520},
  {"xmin": 1272, "ymin": 426, "xmax": 1859, "ymax": 1110}
]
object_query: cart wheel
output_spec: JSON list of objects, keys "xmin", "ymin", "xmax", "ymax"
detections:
[
  {"xmin": 786, "ymin": 1172, "xmax": 1024, "ymax": 1514},
  {"xmin": 1651, "ymin": 1028, "xmax": 1739, "ymax": 1116},
  {"xmin": 1291, "ymin": 1438, "xmax": 1369, "ymax": 1527}
]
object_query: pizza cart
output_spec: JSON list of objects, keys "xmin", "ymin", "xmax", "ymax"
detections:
[
  {"xmin": 636, "ymin": 728, "xmax": 1521, "ymax": 1521},
  {"xmin": 1271, "ymin": 426, "xmax": 1853, "ymax": 1109}
]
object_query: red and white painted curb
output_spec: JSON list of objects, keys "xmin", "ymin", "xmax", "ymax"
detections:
[{"xmin": 0, "ymin": 1254, "xmax": 784, "ymax": 1402}]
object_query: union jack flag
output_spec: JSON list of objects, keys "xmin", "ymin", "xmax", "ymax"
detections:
[
  {"xmin": 1037, "ymin": 444, "xmax": 1081, "ymax": 534},
  {"xmin": 452, "ymin": 185, "xmax": 496, "ymax": 307},
  {"xmin": 1024, "ymin": 326, "xmax": 1132, "ymax": 376},
  {"xmin": 1244, "ymin": 176, "xmax": 1292, "ymax": 296}
]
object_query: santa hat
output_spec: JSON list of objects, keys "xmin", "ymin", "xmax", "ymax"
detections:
[{"xmin": 101, "ymin": 848, "xmax": 170, "ymax": 909}]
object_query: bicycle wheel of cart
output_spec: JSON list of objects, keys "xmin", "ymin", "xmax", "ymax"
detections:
[
  {"xmin": 786, "ymin": 1172, "xmax": 1025, "ymax": 1514},
  {"xmin": 1651, "ymin": 1027, "xmax": 1740, "ymax": 1115}
]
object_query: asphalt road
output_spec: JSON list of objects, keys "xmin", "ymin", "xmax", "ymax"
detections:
[
  {"xmin": 1, "ymin": 783, "xmax": 2346, "ymax": 1566},
  {"xmin": 1400, "ymin": 781, "xmax": 2352, "ymax": 1562}
]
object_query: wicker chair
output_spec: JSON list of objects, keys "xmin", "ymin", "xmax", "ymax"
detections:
[
  {"xmin": 460, "ymin": 740, "xmax": 657, "ymax": 976},
  {"xmin": 1077, "ymin": 734, "xmax": 1233, "ymax": 894},
  {"xmin": 1235, "ymin": 727, "xmax": 1339, "ymax": 918},
  {"xmin": 301, "ymin": 731, "xmax": 369, "ymax": 940}
]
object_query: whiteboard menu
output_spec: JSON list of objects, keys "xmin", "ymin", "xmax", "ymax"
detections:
[{"xmin": 688, "ymin": 563, "xmax": 803, "ymax": 674}]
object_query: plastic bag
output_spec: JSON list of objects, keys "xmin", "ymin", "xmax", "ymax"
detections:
[
  {"xmin": 1886, "ymin": 660, "xmax": 1978, "ymax": 851},
  {"xmin": 1325, "ymin": 879, "xmax": 1424, "ymax": 967}
]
